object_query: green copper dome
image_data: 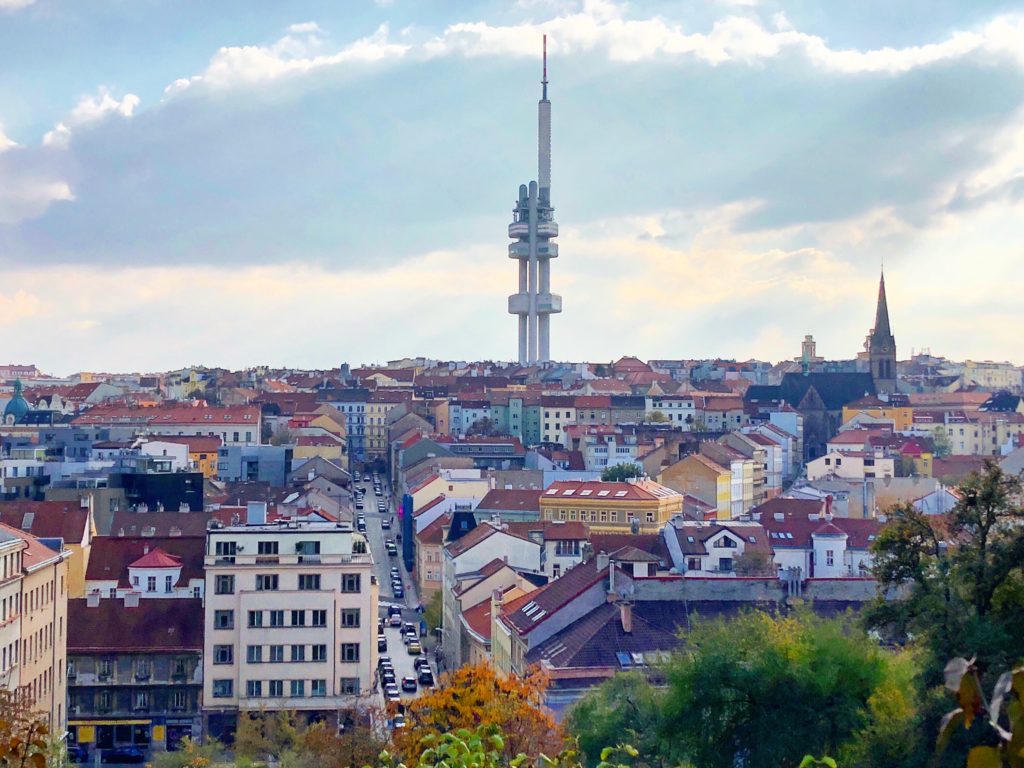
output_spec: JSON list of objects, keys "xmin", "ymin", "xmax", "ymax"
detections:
[{"xmin": 3, "ymin": 380, "xmax": 30, "ymax": 423}]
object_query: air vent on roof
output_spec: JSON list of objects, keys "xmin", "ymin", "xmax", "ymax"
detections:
[{"xmin": 773, "ymin": 512, "xmax": 784, "ymax": 522}]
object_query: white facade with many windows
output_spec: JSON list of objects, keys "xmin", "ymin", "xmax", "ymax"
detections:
[{"xmin": 202, "ymin": 512, "xmax": 377, "ymax": 735}]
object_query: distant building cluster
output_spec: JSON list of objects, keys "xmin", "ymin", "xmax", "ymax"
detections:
[{"xmin": 1, "ymin": 272, "xmax": 1022, "ymax": 745}]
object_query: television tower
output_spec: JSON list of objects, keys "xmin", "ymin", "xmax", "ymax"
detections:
[{"xmin": 508, "ymin": 34, "xmax": 561, "ymax": 365}]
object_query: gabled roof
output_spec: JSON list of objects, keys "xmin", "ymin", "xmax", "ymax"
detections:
[
  {"xmin": 128, "ymin": 547, "xmax": 183, "ymax": 569},
  {"xmin": 542, "ymin": 480, "xmax": 680, "ymax": 502},
  {"xmin": 445, "ymin": 522, "xmax": 531, "ymax": 559},
  {"xmin": 670, "ymin": 522, "xmax": 770, "ymax": 558},
  {"xmin": 68, "ymin": 598, "xmax": 203, "ymax": 652},
  {"xmin": 110, "ymin": 511, "xmax": 212, "ymax": 538},
  {"xmin": 416, "ymin": 512, "xmax": 450, "ymax": 547},
  {"xmin": 501, "ymin": 557, "xmax": 607, "ymax": 635},
  {"xmin": 0, "ymin": 522, "xmax": 64, "ymax": 569}
]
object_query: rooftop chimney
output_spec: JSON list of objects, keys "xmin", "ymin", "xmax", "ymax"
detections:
[
  {"xmin": 595, "ymin": 551, "xmax": 609, "ymax": 571},
  {"xmin": 143, "ymin": 544, "xmax": 150, "ymax": 555},
  {"xmin": 619, "ymin": 601, "xmax": 633, "ymax": 634},
  {"xmin": 86, "ymin": 591, "xmax": 100, "ymax": 608},
  {"xmin": 247, "ymin": 501, "xmax": 268, "ymax": 526},
  {"xmin": 124, "ymin": 591, "xmax": 140, "ymax": 608}
]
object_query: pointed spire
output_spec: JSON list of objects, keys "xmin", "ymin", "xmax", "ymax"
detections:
[{"xmin": 873, "ymin": 270, "xmax": 892, "ymax": 341}]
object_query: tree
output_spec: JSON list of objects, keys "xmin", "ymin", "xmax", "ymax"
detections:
[
  {"xmin": 647, "ymin": 410, "xmax": 669, "ymax": 424},
  {"xmin": 601, "ymin": 463, "xmax": 643, "ymax": 482},
  {"xmin": 467, "ymin": 418, "xmax": 498, "ymax": 437},
  {"xmin": 0, "ymin": 689, "xmax": 50, "ymax": 768},
  {"xmin": 233, "ymin": 709, "xmax": 306, "ymax": 764},
  {"xmin": 294, "ymin": 721, "xmax": 387, "ymax": 768},
  {"xmin": 733, "ymin": 548, "xmax": 775, "ymax": 576},
  {"xmin": 866, "ymin": 462, "xmax": 1024, "ymax": 682},
  {"xmin": 424, "ymin": 590, "xmax": 443, "ymax": 634},
  {"xmin": 566, "ymin": 672, "xmax": 673, "ymax": 768},
  {"xmin": 932, "ymin": 427, "xmax": 953, "ymax": 458},
  {"xmin": 657, "ymin": 609, "xmax": 920, "ymax": 768},
  {"xmin": 269, "ymin": 426, "xmax": 294, "ymax": 446},
  {"xmin": 148, "ymin": 737, "xmax": 222, "ymax": 768},
  {"xmin": 392, "ymin": 663, "xmax": 563, "ymax": 763}
]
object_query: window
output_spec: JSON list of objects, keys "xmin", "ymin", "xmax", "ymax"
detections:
[
  {"xmin": 98, "ymin": 659, "xmax": 113, "ymax": 678},
  {"xmin": 214, "ymin": 645, "xmax": 234, "ymax": 665},
  {"xmin": 291, "ymin": 645, "xmax": 306, "ymax": 662},
  {"xmin": 340, "ymin": 643, "xmax": 360, "ymax": 662},
  {"xmin": 98, "ymin": 691, "xmax": 112, "ymax": 711},
  {"xmin": 291, "ymin": 610, "xmax": 306, "ymax": 627},
  {"xmin": 134, "ymin": 691, "xmax": 150, "ymax": 711},
  {"xmin": 269, "ymin": 645, "xmax": 284, "ymax": 663},
  {"xmin": 340, "ymin": 677, "xmax": 360, "ymax": 695},
  {"xmin": 714, "ymin": 536, "xmax": 737, "ymax": 549},
  {"xmin": 258, "ymin": 540, "xmax": 279, "ymax": 556},
  {"xmin": 246, "ymin": 680, "xmax": 262, "ymax": 698},
  {"xmin": 136, "ymin": 659, "xmax": 151, "ymax": 679},
  {"xmin": 172, "ymin": 658, "xmax": 188, "ymax": 677},
  {"xmin": 214, "ymin": 610, "xmax": 234, "ymax": 630},
  {"xmin": 340, "ymin": 609, "xmax": 360, "ymax": 628},
  {"xmin": 248, "ymin": 610, "xmax": 263, "ymax": 628},
  {"xmin": 268, "ymin": 680, "xmax": 283, "ymax": 698},
  {"xmin": 311, "ymin": 679, "xmax": 326, "ymax": 697},
  {"xmin": 147, "ymin": 576, "xmax": 156, "ymax": 592},
  {"xmin": 298, "ymin": 574, "xmax": 320, "ymax": 591},
  {"xmin": 171, "ymin": 690, "xmax": 187, "ymax": 710},
  {"xmin": 296, "ymin": 541, "xmax": 321, "ymax": 562},
  {"xmin": 687, "ymin": 557, "xmax": 701, "ymax": 571},
  {"xmin": 247, "ymin": 645, "xmax": 263, "ymax": 664},
  {"xmin": 215, "ymin": 575, "xmax": 234, "ymax": 595},
  {"xmin": 341, "ymin": 574, "xmax": 361, "ymax": 593},
  {"xmin": 311, "ymin": 644, "xmax": 327, "ymax": 662},
  {"xmin": 311, "ymin": 610, "xmax": 327, "ymax": 627},
  {"xmin": 290, "ymin": 680, "xmax": 305, "ymax": 698},
  {"xmin": 269, "ymin": 610, "xmax": 284, "ymax": 627},
  {"xmin": 826, "ymin": 550, "xmax": 834, "ymax": 567},
  {"xmin": 256, "ymin": 574, "xmax": 279, "ymax": 591},
  {"xmin": 214, "ymin": 541, "xmax": 237, "ymax": 563},
  {"xmin": 718, "ymin": 557, "xmax": 733, "ymax": 572}
]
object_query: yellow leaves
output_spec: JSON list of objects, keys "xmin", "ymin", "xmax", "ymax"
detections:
[{"xmin": 966, "ymin": 745, "xmax": 1003, "ymax": 768}]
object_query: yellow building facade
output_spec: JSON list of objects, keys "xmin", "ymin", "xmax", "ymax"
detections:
[{"xmin": 539, "ymin": 480, "xmax": 683, "ymax": 534}]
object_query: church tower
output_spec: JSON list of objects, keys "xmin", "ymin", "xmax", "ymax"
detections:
[{"xmin": 868, "ymin": 271, "xmax": 897, "ymax": 395}]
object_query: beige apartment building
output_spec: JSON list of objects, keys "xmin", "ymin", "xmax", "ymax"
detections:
[
  {"xmin": 202, "ymin": 505, "xmax": 377, "ymax": 740},
  {"xmin": 0, "ymin": 523, "xmax": 70, "ymax": 733}
]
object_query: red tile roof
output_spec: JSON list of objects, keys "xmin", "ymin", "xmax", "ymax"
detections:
[
  {"xmin": 0, "ymin": 523, "xmax": 63, "ymax": 568},
  {"xmin": 86, "ymin": 536, "xmax": 204, "ymax": 588},
  {"xmin": 68, "ymin": 598, "xmax": 203, "ymax": 652},
  {"xmin": 129, "ymin": 547, "xmax": 183, "ymax": 569},
  {"xmin": 542, "ymin": 480, "xmax": 679, "ymax": 502},
  {"xmin": 0, "ymin": 501, "xmax": 91, "ymax": 543},
  {"xmin": 73, "ymin": 404, "xmax": 258, "ymax": 426},
  {"xmin": 147, "ymin": 434, "xmax": 223, "ymax": 453},
  {"xmin": 476, "ymin": 489, "xmax": 542, "ymax": 515}
]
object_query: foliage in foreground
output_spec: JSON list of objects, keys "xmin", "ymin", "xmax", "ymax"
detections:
[
  {"xmin": 0, "ymin": 690, "xmax": 49, "ymax": 768},
  {"xmin": 569, "ymin": 609, "xmax": 920, "ymax": 768},
  {"xmin": 391, "ymin": 663, "xmax": 563, "ymax": 763}
]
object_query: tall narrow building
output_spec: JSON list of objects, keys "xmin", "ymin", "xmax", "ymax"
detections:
[
  {"xmin": 868, "ymin": 270, "xmax": 897, "ymax": 394},
  {"xmin": 508, "ymin": 35, "xmax": 562, "ymax": 365}
]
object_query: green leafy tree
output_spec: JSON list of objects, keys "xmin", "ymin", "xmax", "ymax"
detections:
[
  {"xmin": 601, "ymin": 463, "xmax": 643, "ymax": 482},
  {"xmin": 424, "ymin": 589, "xmax": 443, "ymax": 634},
  {"xmin": 657, "ymin": 609, "xmax": 920, "ymax": 768},
  {"xmin": 566, "ymin": 672, "xmax": 674, "ymax": 768},
  {"xmin": 866, "ymin": 462, "xmax": 1024, "ymax": 682},
  {"xmin": 932, "ymin": 427, "xmax": 953, "ymax": 459},
  {"xmin": 647, "ymin": 411, "xmax": 669, "ymax": 424},
  {"xmin": 147, "ymin": 737, "xmax": 221, "ymax": 768}
]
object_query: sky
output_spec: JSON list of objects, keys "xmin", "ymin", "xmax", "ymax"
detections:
[{"xmin": 0, "ymin": 0, "xmax": 1022, "ymax": 375}]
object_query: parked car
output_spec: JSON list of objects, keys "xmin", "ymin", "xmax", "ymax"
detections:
[
  {"xmin": 418, "ymin": 669, "xmax": 435, "ymax": 686},
  {"xmin": 377, "ymin": 655, "xmax": 392, "ymax": 668},
  {"xmin": 103, "ymin": 746, "xmax": 145, "ymax": 764},
  {"xmin": 392, "ymin": 714, "xmax": 407, "ymax": 729},
  {"xmin": 393, "ymin": 586, "xmax": 404, "ymax": 599},
  {"xmin": 378, "ymin": 635, "xmax": 387, "ymax": 652},
  {"xmin": 389, "ymin": 613, "xmax": 403, "ymax": 627},
  {"xmin": 381, "ymin": 518, "xmax": 391, "ymax": 529},
  {"xmin": 387, "ymin": 604, "xmax": 402, "ymax": 616},
  {"xmin": 413, "ymin": 656, "xmax": 429, "ymax": 672},
  {"xmin": 385, "ymin": 684, "xmax": 401, "ymax": 702},
  {"xmin": 401, "ymin": 676, "xmax": 418, "ymax": 693},
  {"xmin": 407, "ymin": 640, "xmax": 422, "ymax": 655},
  {"xmin": 67, "ymin": 746, "xmax": 88, "ymax": 763},
  {"xmin": 382, "ymin": 671, "xmax": 396, "ymax": 686}
]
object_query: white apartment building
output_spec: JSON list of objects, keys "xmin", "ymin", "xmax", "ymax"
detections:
[{"xmin": 202, "ymin": 504, "xmax": 377, "ymax": 738}]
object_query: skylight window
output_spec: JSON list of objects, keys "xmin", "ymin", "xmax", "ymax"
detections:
[
  {"xmin": 686, "ymin": 536, "xmax": 695, "ymax": 543},
  {"xmin": 545, "ymin": 489, "xmax": 557, "ymax": 495},
  {"xmin": 748, "ymin": 536, "xmax": 757, "ymax": 543},
  {"xmin": 597, "ymin": 491, "xmax": 610, "ymax": 497},
  {"xmin": 562, "ymin": 489, "xmax": 575, "ymax": 496},
  {"xmin": 579, "ymin": 490, "xmax": 592, "ymax": 496},
  {"xmin": 532, "ymin": 609, "xmax": 546, "ymax": 621},
  {"xmin": 614, "ymin": 491, "xmax": 628, "ymax": 497}
]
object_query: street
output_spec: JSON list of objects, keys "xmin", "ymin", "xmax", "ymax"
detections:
[{"xmin": 355, "ymin": 474, "xmax": 437, "ymax": 715}]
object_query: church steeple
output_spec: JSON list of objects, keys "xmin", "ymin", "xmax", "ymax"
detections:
[
  {"xmin": 868, "ymin": 269, "xmax": 897, "ymax": 395},
  {"xmin": 872, "ymin": 271, "xmax": 892, "ymax": 342}
]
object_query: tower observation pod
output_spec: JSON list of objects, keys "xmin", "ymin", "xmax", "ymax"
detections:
[{"xmin": 508, "ymin": 34, "xmax": 561, "ymax": 365}]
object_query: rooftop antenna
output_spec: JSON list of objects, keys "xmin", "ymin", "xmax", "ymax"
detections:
[{"xmin": 542, "ymin": 33, "xmax": 548, "ymax": 100}]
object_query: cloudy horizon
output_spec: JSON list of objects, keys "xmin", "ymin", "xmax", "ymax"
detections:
[{"xmin": 1, "ymin": 0, "xmax": 1022, "ymax": 376}]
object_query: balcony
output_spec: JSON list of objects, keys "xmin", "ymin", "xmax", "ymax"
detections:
[{"xmin": 205, "ymin": 552, "xmax": 369, "ymax": 567}]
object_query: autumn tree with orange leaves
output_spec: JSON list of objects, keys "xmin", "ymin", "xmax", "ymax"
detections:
[{"xmin": 391, "ymin": 662, "xmax": 563, "ymax": 761}]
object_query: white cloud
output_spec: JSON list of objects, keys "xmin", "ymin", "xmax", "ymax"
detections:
[
  {"xmin": 0, "ymin": 0, "xmax": 35, "ymax": 10},
  {"xmin": 170, "ymin": 22, "xmax": 410, "ymax": 91},
  {"xmin": 0, "ymin": 125, "xmax": 18, "ymax": 152},
  {"xmin": 0, "ymin": 179, "xmax": 74, "ymax": 224},
  {"xmin": 42, "ymin": 88, "xmax": 140, "ymax": 148}
]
